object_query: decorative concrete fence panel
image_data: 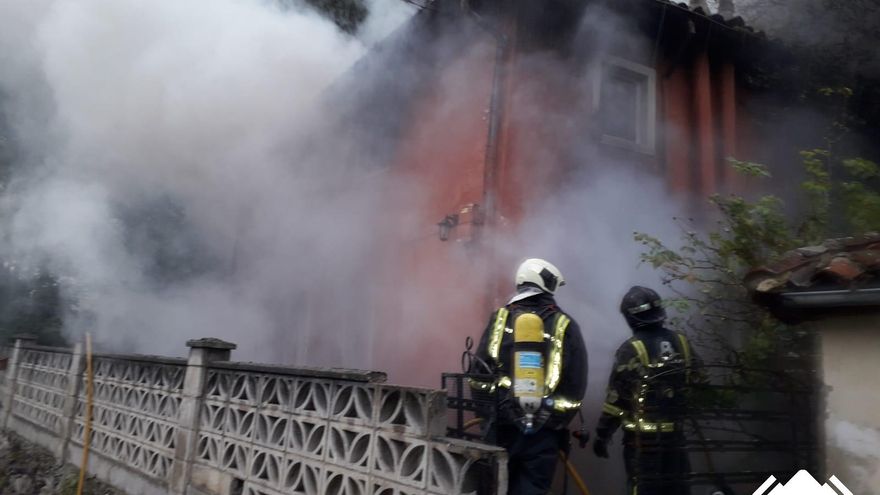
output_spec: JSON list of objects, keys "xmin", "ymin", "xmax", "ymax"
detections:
[
  {"xmin": 0, "ymin": 344, "xmax": 11, "ymax": 408},
  {"xmin": 69, "ymin": 355, "xmax": 187, "ymax": 485},
  {"xmin": 1, "ymin": 337, "xmax": 507, "ymax": 495},
  {"xmin": 11, "ymin": 346, "xmax": 71, "ymax": 436}
]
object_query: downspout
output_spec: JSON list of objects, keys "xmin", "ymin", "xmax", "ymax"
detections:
[
  {"xmin": 469, "ymin": 9, "xmax": 512, "ymax": 308},
  {"xmin": 719, "ymin": 62, "xmax": 737, "ymax": 191},
  {"xmin": 693, "ymin": 22, "xmax": 717, "ymax": 197},
  {"xmin": 661, "ymin": 16, "xmax": 695, "ymax": 192},
  {"xmin": 469, "ymin": 10, "xmax": 509, "ymax": 234}
]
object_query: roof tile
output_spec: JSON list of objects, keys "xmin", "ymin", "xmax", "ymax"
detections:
[
  {"xmin": 818, "ymin": 256, "xmax": 865, "ymax": 282},
  {"xmin": 746, "ymin": 234, "xmax": 880, "ymax": 294},
  {"xmin": 850, "ymin": 249, "xmax": 880, "ymax": 269}
]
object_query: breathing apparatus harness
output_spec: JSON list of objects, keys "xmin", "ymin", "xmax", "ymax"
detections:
[
  {"xmin": 465, "ymin": 301, "xmax": 586, "ymax": 436},
  {"xmin": 462, "ymin": 303, "xmax": 592, "ymax": 494}
]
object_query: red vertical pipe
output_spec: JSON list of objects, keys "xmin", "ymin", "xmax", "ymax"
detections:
[
  {"xmin": 719, "ymin": 62, "xmax": 738, "ymax": 192},
  {"xmin": 479, "ymin": 14, "xmax": 517, "ymax": 309},
  {"xmin": 662, "ymin": 65, "xmax": 693, "ymax": 194},
  {"xmin": 693, "ymin": 50, "xmax": 716, "ymax": 197}
]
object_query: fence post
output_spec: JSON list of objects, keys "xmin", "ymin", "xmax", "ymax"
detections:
[
  {"xmin": 2, "ymin": 334, "xmax": 37, "ymax": 429},
  {"xmin": 170, "ymin": 338, "xmax": 236, "ymax": 495},
  {"xmin": 56, "ymin": 342, "xmax": 85, "ymax": 461}
]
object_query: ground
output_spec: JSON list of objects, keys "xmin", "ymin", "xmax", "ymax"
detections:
[{"xmin": 0, "ymin": 431, "xmax": 125, "ymax": 495}]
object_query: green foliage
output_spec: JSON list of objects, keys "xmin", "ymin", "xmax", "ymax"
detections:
[
  {"xmin": 0, "ymin": 267, "xmax": 67, "ymax": 346},
  {"xmin": 798, "ymin": 148, "xmax": 833, "ymax": 242},
  {"xmin": 59, "ymin": 476, "xmax": 79, "ymax": 495},
  {"xmin": 840, "ymin": 158, "xmax": 880, "ymax": 233},
  {"xmin": 636, "ymin": 87, "xmax": 880, "ymax": 397},
  {"xmin": 635, "ymin": 138, "xmax": 880, "ymax": 402},
  {"xmin": 728, "ymin": 158, "xmax": 772, "ymax": 178}
]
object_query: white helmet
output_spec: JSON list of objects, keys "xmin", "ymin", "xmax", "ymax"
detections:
[{"xmin": 515, "ymin": 258, "xmax": 565, "ymax": 294}]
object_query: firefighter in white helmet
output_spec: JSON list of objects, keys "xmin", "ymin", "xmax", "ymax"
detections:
[{"xmin": 470, "ymin": 258, "xmax": 588, "ymax": 495}]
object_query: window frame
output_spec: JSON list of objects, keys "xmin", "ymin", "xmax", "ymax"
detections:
[{"xmin": 593, "ymin": 56, "xmax": 657, "ymax": 155}]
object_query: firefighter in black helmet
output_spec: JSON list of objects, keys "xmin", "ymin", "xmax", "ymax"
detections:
[
  {"xmin": 470, "ymin": 259, "xmax": 588, "ymax": 495},
  {"xmin": 592, "ymin": 286, "xmax": 699, "ymax": 495}
]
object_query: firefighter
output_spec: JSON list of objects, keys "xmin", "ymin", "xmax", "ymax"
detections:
[
  {"xmin": 592, "ymin": 285, "xmax": 699, "ymax": 495},
  {"xmin": 470, "ymin": 258, "xmax": 588, "ymax": 495}
]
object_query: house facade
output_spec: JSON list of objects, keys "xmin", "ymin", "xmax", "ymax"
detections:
[{"xmin": 358, "ymin": 0, "xmax": 770, "ymax": 382}]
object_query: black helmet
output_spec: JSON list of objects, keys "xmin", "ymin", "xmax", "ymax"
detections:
[{"xmin": 620, "ymin": 286, "xmax": 666, "ymax": 329}]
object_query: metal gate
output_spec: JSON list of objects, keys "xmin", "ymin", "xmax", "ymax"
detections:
[{"xmin": 443, "ymin": 363, "xmax": 820, "ymax": 495}]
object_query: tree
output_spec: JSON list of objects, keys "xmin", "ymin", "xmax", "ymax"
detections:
[
  {"xmin": 276, "ymin": 0, "xmax": 368, "ymax": 34},
  {"xmin": 736, "ymin": 0, "xmax": 880, "ymax": 142},
  {"xmin": 635, "ymin": 90, "xmax": 880, "ymax": 385},
  {"xmin": 0, "ymin": 95, "xmax": 68, "ymax": 347},
  {"xmin": 0, "ymin": 268, "xmax": 67, "ymax": 346}
]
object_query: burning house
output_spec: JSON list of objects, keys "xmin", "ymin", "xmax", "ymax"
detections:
[
  {"xmin": 327, "ymin": 0, "xmax": 773, "ymax": 383},
  {"xmin": 311, "ymin": 1, "xmax": 826, "ymax": 492},
  {"xmin": 0, "ymin": 0, "xmax": 851, "ymax": 493}
]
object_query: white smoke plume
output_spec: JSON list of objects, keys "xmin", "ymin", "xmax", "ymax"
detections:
[
  {"xmin": 0, "ymin": 3, "xmax": 700, "ymax": 492},
  {"xmin": 500, "ymin": 162, "xmax": 689, "ymax": 492},
  {"xmin": 0, "ymin": 0, "xmax": 413, "ymax": 362},
  {"xmin": 359, "ymin": 0, "xmax": 417, "ymax": 46}
]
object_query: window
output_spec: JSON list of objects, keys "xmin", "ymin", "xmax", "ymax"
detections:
[{"xmin": 595, "ymin": 57, "xmax": 656, "ymax": 154}]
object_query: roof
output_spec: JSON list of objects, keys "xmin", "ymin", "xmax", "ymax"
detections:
[
  {"xmin": 746, "ymin": 235, "xmax": 880, "ymax": 319},
  {"xmin": 397, "ymin": 0, "xmax": 765, "ymax": 40},
  {"xmin": 651, "ymin": 0, "xmax": 764, "ymax": 38},
  {"xmin": 746, "ymin": 235, "xmax": 880, "ymax": 294}
]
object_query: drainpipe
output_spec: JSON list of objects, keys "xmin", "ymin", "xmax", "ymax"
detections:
[
  {"xmin": 719, "ymin": 62, "xmax": 737, "ymax": 191},
  {"xmin": 693, "ymin": 15, "xmax": 718, "ymax": 198},
  {"xmin": 694, "ymin": 47, "xmax": 717, "ymax": 198},
  {"xmin": 469, "ymin": 10, "xmax": 512, "ymax": 308},
  {"xmin": 469, "ymin": 11, "xmax": 509, "ymax": 234}
]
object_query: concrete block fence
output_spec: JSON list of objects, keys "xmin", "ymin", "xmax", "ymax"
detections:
[{"xmin": 0, "ymin": 337, "xmax": 507, "ymax": 495}]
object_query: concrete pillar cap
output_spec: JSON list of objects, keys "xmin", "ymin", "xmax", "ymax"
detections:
[{"xmin": 185, "ymin": 337, "xmax": 237, "ymax": 350}]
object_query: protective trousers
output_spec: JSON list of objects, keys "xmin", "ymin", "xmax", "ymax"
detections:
[
  {"xmin": 496, "ymin": 425, "xmax": 566, "ymax": 495},
  {"xmin": 623, "ymin": 432, "xmax": 690, "ymax": 495}
]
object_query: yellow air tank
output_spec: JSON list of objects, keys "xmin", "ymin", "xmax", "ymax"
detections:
[{"xmin": 513, "ymin": 312, "xmax": 546, "ymax": 432}]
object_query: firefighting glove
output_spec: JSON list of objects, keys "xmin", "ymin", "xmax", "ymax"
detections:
[{"xmin": 592, "ymin": 436, "xmax": 609, "ymax": 458}]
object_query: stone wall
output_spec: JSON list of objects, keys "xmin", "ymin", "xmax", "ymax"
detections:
[{"xmin": 1, "ymin": 337, "xmax": 507, "ymax": 495}]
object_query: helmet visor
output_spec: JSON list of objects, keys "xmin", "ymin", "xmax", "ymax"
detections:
[
  {"xmin": 625, "ymin": 300, "xmax": 662, "ymax": 315},
  {"xmin": 625, "ymin": 299, "xmax": 666, "ymax": 326}
]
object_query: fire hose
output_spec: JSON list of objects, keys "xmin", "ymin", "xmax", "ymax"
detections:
[{"xmin": 559, "ymin": 450, "xmax": 591, "ymax": 495}]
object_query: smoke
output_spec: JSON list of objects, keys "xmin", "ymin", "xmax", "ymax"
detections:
[
  {"xmin": 468, "ymin": 6, "xmax": 694, "ymax": 490},
  {"xmin": 0, "ymin": 1, "xmax": 703, "ymax": 491},
  {"xmin": 737, "ymin": 0, "xmax": 880, "ymax": 79},
  {"xmin": 827, "ymin": 417, "xmax": 880, "ymax": 492},
  {"xmin": 505, "ymin": 167, "xmax": 688, "ymax": 492},
  {"xmin": 359, "ymin": 0, "xmax": 417, "ymax": 46},
  {"xmin": 0, "ymin": 0, "xmax": 688, "ymax": 370},
  {"xmin": 829, "ymin": 418, "xmax": 880, "ymax": 464},
  {"xmin": 0, "ymin": 0, "xmax": 414, "ymax": 362},
  {"xmin": 497, "ymin": 3, "xmax": 689, "ymax": 372}
]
